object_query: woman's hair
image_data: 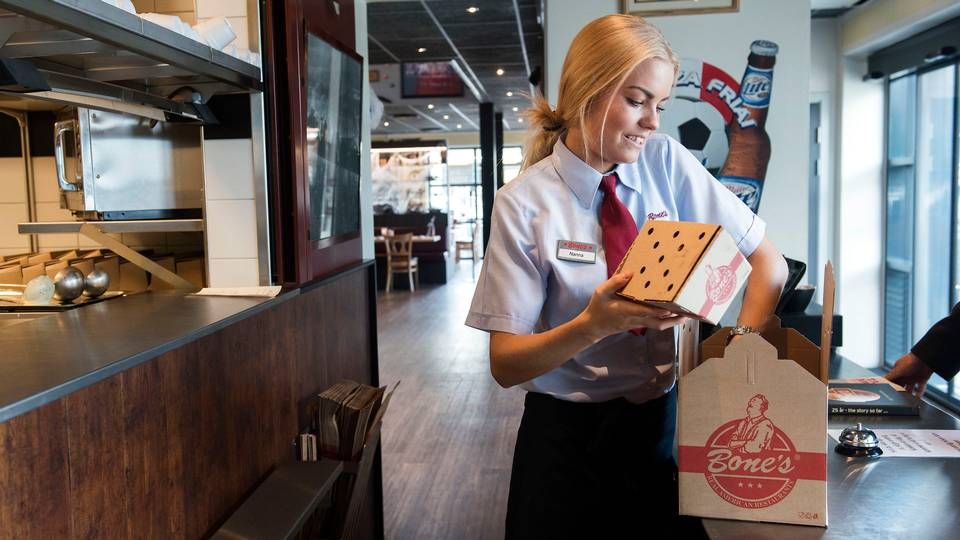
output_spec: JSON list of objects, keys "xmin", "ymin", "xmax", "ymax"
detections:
[{"xmin": 520, "ymin": 14, "xmax": 679, "ymax": 171}]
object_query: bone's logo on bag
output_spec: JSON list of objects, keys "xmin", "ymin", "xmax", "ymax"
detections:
[
  {"xmin": 701, "ymin": 394, "xmax": 798, "ymax": 509},
  {"xmin": 705, "ymin": 264, "xmax": 737, "ymax": 305}
]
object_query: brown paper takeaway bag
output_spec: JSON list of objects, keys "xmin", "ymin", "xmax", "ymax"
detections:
[{"xmin": 678, "ymin": 334, "xmax": 828, "ymax": 527}]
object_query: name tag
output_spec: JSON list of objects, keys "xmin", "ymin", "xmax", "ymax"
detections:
[{"xmin": 556, "ymin": 240, "xmax": 597, "ymax": 264}]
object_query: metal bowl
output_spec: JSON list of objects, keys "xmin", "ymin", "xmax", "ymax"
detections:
[
  {"xmin": 83, "ymin": 269, "xmax": 110, "ymax": 297},
  {"xmin": 53, "ymin": 267, "xmax": 86, "ymax": 302}
]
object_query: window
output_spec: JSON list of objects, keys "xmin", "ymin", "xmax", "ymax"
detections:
[
  {"xmin": 428, "ymin": 145, "xmax": 524, "ymax": 253},
  {"xmin": 883, "ymin": 62, "xmax": 959, "ymax": 407},
  {"xmin": 502, "ymin": 146, "xmax": 524, "ymax": 184}
]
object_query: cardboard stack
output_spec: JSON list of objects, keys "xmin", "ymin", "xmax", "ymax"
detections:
[{"xmin": 616, "ymin": 220, "xmax": 752, "ymax": 325}]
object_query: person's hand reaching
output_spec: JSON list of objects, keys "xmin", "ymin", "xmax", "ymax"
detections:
[{"xmin": 885, "ymin": 352, "xmax": 934, "ymax": 398}]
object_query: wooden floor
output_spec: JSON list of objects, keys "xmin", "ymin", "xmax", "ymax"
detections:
[{"xmin": 377, "ymin": 261, "xmax": 525, "ymax": 540}]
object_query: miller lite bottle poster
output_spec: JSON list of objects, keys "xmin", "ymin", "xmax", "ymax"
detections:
[
  {"xmin": 678, "ymin": 334, "xmax": 827, "ymax": 527},
  {"xmin": 663, "ymin": 40, "xmax": 779, "ymax": 214}
]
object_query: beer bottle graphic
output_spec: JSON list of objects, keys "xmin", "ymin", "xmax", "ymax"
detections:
[{"xmin": 718, "ymin": 40, "xmax": 778, "ymax": 213}]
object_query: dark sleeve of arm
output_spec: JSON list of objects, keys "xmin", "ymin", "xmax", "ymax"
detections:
[{"xmin": 911, "ymin": 302, "xmax": 960, "ymax": 380}]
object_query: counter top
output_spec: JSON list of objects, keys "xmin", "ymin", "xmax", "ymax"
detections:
[
  {"xmin": 702, "ymin": 357, "xmax": 960, "ymax": 540},
  {"xmin": 0, "ymin": 289, "xmax": 294, "ymax": 423}
]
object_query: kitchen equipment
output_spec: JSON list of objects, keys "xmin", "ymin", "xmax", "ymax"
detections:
[
  {"xmin": 83, "ymin": 269, "xmax": 110, "ymax": 297},
  {"xmin": 55, "ymin": 107, "xmax": 203, "ymax": 220},
  {"xmin": 782, "ymin": 284, "xmax": 816, "ymax": 313},
  {"xmin": 53, "ymin": 267, "xmax": 85, "ymax": 302},
  {"xmin": 835, "ymin": 423, "xmax": 883, "ymax": 457},
  {"xmin": 774, "ymin": 257, "xmax": 807, "ymax": 315}
]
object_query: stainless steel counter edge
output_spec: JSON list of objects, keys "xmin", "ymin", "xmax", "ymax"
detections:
[{"xmin": 0, "ymin": 288, "xmax": 298, "ymax": 423}]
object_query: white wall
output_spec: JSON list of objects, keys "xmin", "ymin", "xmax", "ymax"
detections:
[
  {"xmin": 544, "ymin": 0, "xmax": 618, "ymax": 107},
  {"xmin": 834, "ymin": 55, "xmax": 884, "ymax": 366},
  {"xmin": 544, "ymin": 0, "xmax": 812, "ymax": 265},
  {"xmin": 203, "ymin": 138, "xmax": 261, "ymax": 287},
  {"xmin": 810, "ymin": 19, "xmax": 840, "ymax": 302}
]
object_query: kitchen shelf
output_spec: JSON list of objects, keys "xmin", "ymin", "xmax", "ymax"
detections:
[
  {"xmin": 0, "ymin": 0, "xmax": 261, "ymax": 108},
  {"xmin": 18, "ymin": 219, "xmax": 203, "ymax": 234}
]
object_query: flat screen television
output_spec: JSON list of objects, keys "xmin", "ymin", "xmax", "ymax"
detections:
[
  {"xmin": 401, "ymin": 61, "xmax": 464, "ymax": 98},
  {"xmin": 305, "ymin": 31, "xmax": 363, "ymax": 242}
]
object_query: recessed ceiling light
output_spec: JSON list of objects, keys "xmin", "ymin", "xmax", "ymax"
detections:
[
  {"xmin": 417, "ymin": 47, "xmax": 427, "ymax": 53},
  {"xmin": 496, "ymin": 68, "xmax": 505, "ymax": 76},
  {"xmin": 466, "ymin": 6, "xmax": 479, "ymax": 14},
  {"xmin": 383, "ymin": 121, "xmax": 390, "ymax": 127},
  {"xmin": 512, "ymin": 106, "xmax": 518, "ymax": 112},
  {"xmin": 427, "ymin": 104, "xmax": 434, "ymax": 110},
  {"xmin": 456, "ymin": 123, "xmax": 462, "ymax": 129},
  {"xmin": 443, "ymin": 115, "xmax": 449, "ymax": 120},
  {"xmin": 506, "ymin": 91, "xmax": 513, "ymax": 97},
  {"xmin": 517, "ymin": 118, "xmax": 524, "ymax": 123}
]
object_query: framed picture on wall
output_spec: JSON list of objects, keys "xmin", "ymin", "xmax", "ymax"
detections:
[{"xmin": 622, "ymin": 0, "xmax": 739, "ymax": 17}]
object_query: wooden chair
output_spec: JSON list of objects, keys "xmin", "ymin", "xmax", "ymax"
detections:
[
  {"xmin": 455, "ymin": 221, "xmax": 479, "ymax": 262},
  {"xmin": 384, "ymin": 233, "xmax": 418, "ymax": 292}
]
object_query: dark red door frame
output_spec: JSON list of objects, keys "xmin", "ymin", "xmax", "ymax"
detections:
[{"xmin": 262, "ymin": 0, "xmax": 361, "ymax": 286}]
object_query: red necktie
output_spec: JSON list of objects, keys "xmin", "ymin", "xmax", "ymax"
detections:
[{"xmin": 599, "ymin": 173, "xmax": 645, "ymax": 336}]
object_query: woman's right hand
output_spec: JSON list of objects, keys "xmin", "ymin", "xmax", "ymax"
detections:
[{"xmin": 577, "ymin": 272, "xmax": 688, "ymax": 340}]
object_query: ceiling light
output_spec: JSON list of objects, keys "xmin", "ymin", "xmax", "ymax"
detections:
[
  {"xmin": 456, "ymin": 123, "xmax": 462, "ymax": 129},
  {"xmin": 496, "ymin": 68, "xmax": 505, "ymax": 76},
  {"xmin": 466, "ymin": 6, "xmax": 479, "ymax": 14},
  {"xmin": 443, "ymin": 115, "xmax": 449, "ymax": 120},
  {"xmin": 417, "ymin": 47, "xmax": 427, "ymax": 53},
  {"xmin": 506, "ymin": 91, "xmax": 513, "ymax": 97},
  {"xmin": 512, "ymin": 106, "xmax": 518, "ymax": 112},
  {"xmin": 383, "ymin": 121, "xmax": 390, "ymax": 127},
  {"xmin": 517, "ymin": 118, "xmax": 523, "ymax": 123},
  {"xmin": 427, "ymin": 104, "xmax": 434, "ymax": 110}
]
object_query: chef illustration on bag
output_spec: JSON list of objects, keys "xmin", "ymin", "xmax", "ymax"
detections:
[{"xmin": 728, "ymin": 394, "xmax": 775, "ymax": 454}]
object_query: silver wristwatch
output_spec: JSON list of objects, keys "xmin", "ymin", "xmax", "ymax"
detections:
[{"xmin": 725, "ymin": 325, "xmax": 757, "ymax": 344}]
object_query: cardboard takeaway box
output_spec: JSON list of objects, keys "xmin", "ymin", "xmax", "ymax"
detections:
[
  {"xmin": 700, "ymin": 261, "xmax": 837, "ymax": 384},
  {"xmin": 677, "ymin": 263, "xmax": 836, "ymax": 527},
  {"xmin": 616, "ymin": 220, "xmax": 751, "ymax": 325},
  {"xmin": 678, "ymin": 334, "xmax": 828, "ymax": 527}
]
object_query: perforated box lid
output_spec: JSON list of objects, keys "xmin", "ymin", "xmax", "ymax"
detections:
[{"xmin": 616, "ymin": 220, "xmax": 720, "ymax": 302}]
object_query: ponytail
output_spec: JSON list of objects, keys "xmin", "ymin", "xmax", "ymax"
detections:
[{"xmin": 519, "ymin": 93, "xmax": 566, "ymax": 172}]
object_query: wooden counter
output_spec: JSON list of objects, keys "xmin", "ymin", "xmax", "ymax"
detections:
[{"xmin": 0, "ymin": 261, "xmax": 382, "ymax": 539}]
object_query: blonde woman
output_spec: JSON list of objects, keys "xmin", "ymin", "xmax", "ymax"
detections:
[{"xmin": 465, "ymin": 14, "xmax": 787, "ymax": 537}]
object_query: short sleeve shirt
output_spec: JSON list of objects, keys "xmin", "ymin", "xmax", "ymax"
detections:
[{"xmin": 465, "ymin": 135, "xmax": 766, "ymax": 403}]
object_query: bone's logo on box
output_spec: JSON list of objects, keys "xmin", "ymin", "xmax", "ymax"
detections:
[
  {"xmin": 700, "ymin": 394, "xmax": 799, "ymax": 509},
  {"xmin": 704, "ymin": 263, "xmax": 737, "ymax": 305}
]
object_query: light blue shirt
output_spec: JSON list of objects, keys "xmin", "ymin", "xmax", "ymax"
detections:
[{"xmin": 465, "ymin": 135, "xmax": 765, "ymax": 403}]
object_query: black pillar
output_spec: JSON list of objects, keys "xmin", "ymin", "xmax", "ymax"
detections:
[
  {"xmin": 495, "ymin": 111, "xmax": 504, "ymax": 189},
  {"xmin": 480, "ymin": 102, "xmax": 498, "ymax": 253}
]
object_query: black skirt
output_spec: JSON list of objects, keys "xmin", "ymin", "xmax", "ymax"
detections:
[{"xmin": 505, "ymin": 388, "xmax": 705, "ymax": 539}]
